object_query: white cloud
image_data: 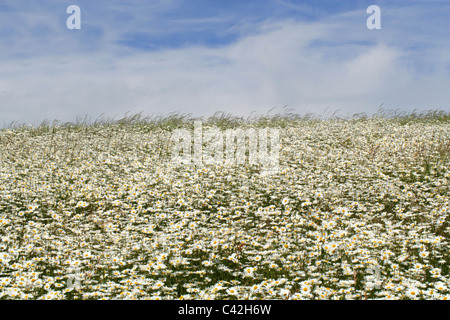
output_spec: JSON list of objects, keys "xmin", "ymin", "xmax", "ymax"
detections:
[{"xmin": 0, "ymin": 2, "xmax": 449, "ymax": 127}]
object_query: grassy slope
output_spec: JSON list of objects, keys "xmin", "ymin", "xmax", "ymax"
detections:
[{"xmin": 0, "ymin": 109, "xmax": 449, "ymax": 299}]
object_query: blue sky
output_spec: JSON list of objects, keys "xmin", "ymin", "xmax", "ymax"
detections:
[{"xmin": 0, "ymin": 0, "xmax": 449, "ymax": 127}]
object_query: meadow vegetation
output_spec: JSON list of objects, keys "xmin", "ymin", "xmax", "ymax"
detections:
[{"xmin": 0, "ymin": 109, "xmax": 449, "ymax": 299}]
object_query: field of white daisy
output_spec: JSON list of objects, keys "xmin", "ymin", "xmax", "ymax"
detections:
[{"xmin": 0, "ymin": 110, "xmax": 449, "ymax": 300}]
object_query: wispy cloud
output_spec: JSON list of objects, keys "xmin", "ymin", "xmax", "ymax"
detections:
[{"xmin": 0, "ymin": 0, "xmax": 449, "ymax": 127}]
